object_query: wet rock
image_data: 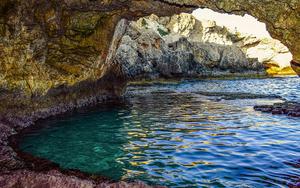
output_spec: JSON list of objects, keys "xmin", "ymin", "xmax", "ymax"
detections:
[
  {"xmin": 195, "ymin": 92, "xmax": 281, "ymax": 101},
  {"xmin": 0, "ymin": 1, "xmax": 298, "ymax": 187},
  {"xmin": 0, "ymin": 123, "xmax": 25, "ymax": 171},
  {"xmin": 254, "ymin": 102, "xmax": 300, "ymax": 117},
  {"xmin": 254, "ymin": 105, "xmax": 274, "ymax": 113},
  {"xmin": 288, "ymin": 182, "xmax": 300, "ymax": 188},
  {"xmin": 0, "ymin": 170, "xmax": 163, "ymax": 188},
  {"xmin": 0, "ymin": 170, "xmax": 95, "ymax": 188}
]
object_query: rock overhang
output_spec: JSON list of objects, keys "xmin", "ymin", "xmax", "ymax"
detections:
[
  {"xmin": 0, "ymin": 1, "xmax": 299, "ymax": 187},
  {"xmin": 0, "ymin": 0, "xmax": 299, "ymax": 104}
]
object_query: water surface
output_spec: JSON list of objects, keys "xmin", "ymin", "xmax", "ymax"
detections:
[{"xmin": 20, "ymin": 77, "xmax": 300, "ymax": 187}]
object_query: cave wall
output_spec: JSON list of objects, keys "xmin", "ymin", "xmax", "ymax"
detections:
[
  {"xmin": 0, "ymin": 0, "xmax": 298, "ymax": 183},
  {"xmin": 0, "ymin": 0, "xmax": 299, "ymax": 115},
  {"xmin": 0, "ymin": 0, "xmax": 191, "ymax": 96}
]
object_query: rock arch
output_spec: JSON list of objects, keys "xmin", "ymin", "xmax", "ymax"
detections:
[
  {"xmin": 0, "ymin": 0, "xmax": 299, "ymax": 105},
  {"xmin": 0, "ymin": 1, "xmax": 299, "ymax": 184}
]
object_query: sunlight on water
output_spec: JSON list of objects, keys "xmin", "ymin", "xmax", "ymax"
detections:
[{"xmin": 20, "ymin": 77, "xmax": 300, "ymax": 187}]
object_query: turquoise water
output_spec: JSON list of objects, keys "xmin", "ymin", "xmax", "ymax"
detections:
[{"xmin": 20, "ymin": 77, "xmax": 300, "ymax": 187}]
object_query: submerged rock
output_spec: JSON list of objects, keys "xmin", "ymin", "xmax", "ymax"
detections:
[
  {"xmin": 254, "ymin": 102, "xmax": 300, "ymax": 117},
  {"xmin": 194, "ymin": 92, "xmax": 281, "ymax": 101}
]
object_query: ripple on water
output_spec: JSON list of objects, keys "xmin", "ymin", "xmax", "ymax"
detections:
[{"xmin": 20, "ymin": 77, "xmax": 300, "ymax": 187}]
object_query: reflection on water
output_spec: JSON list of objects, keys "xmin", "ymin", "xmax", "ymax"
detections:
[{"xmin": 20, "ymin": 77, "xmax": 300, "ymax": 187}]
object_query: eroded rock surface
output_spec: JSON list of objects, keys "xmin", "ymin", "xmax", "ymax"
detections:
[
  {"xmin": 0, "ymin": 0, "xmax": 299, "ymax": 104},
  {"xmin": 0, "ymin": 0, "xmax": 193, "ymax": 124},
  {"xmin": 0, "ymin": 170, "xmax": 161, "ymax": 188},
  {"xmin": 161, "ymin": 0, "xmax": 300, "ymax": 64},
  {"xmin": 0, "ymin": 0, "xmax": 299, "ymax": 187},
  {"xmin": 115, "ymin": 13, "xmax": 295, "ymax": 79}
]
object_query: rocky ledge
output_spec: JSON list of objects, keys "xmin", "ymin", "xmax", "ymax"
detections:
[
  {"xmin": 254, "ymin": 102, "xmax": 300, "ymax": 117},
  {"xmin": 0, "ymin": 170, "xmax": 162, "ymax": 188},
  {"xmin": 0, "ymin": 0, "xmax": 299, "ymax": 187},
  {"xmin": 0, "ymin": 98, "xmax": 165, "ymax": 188},
  {"xmin": 194, "ymin": 91, "xmax": 282, "ymax": 101}
]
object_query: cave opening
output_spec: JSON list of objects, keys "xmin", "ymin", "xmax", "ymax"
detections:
[
  {"xmin": 115, "ymin": 8, "xmax": 296, "ymax": 81},
  {"xmin": 192, "ymin": 8, "xmax": 294, "ymax": 74},
  {"xmin": 4, "ymin": 2, "xmax": 300, "ymax": 188}
]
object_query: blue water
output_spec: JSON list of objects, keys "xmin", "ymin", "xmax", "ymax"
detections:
[{"xmin": 20, "ymin": 77, "xmax": 300, "ymax": 187}]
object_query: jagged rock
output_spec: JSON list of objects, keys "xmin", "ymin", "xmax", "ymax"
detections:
[
  {"xmin": 115, "ymin": 13, "xmax": 295, "ymax": 80},
  {"xmin": 122, "ymin": 13, "xmax": 295, "ymax": 79},
  {"xmin": 0, "ymin": 170, "xmax": 162, "ymax": 188},
  {"xmin": 0, "ymin": 0, "xmax": 299, "ymax": 187},
  {"xmin": 0, "ymin": 0, "xmax": 298, "ymax": 108},
  {"xmin": 254, "ymin": 102, "xmax": 300, "ymax": 117},
  {"xmin": 0, "ymin": 0, "xmax": 299, "ymax": 102}
]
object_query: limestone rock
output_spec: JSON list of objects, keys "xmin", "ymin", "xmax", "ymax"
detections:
[
  {"xmin": 161, "ymin": 0, "xmax": 300, "ymax": 63},
  {"xmin": 0, "ymin": 1, "xmax": 299, "ymax": 186},
  {"xmin": 115, "ymin": 13, "xmax": 295, "ymax": 80},
  {"xmin": 0, "ymin": 0, "xmax": 298, "ymax": 108},
  {"xmin": 165, "ymin": 13, "xmax": 294, "ymax": 75}
]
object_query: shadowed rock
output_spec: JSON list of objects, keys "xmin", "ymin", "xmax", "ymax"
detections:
[
  {"xmin": 254, "ymin": 102, "xmax": 300, "ymax": 117},
  {"xmin": 0, "ymin": 0, "xmax": 299, "ymax": 187},
  {"xmin": 291, "ymin": 60, "xmax": 300, "ymax": 76},
  {"xmin": 0, "ymin": 0, "xmax": 299, "ymax": 107}
]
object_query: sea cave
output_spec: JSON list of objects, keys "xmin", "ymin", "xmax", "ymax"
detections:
[{"xmin": 0, "ymin": 1, "xmax": 300, "ymax": 188}]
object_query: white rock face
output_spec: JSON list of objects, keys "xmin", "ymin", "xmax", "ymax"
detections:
[
  {"xmin": 242, "ymin": 38, "xmax": 292, "ymax": 68},
  {"xmin": 157, "ymin": 13, "xmax": 292, "ymax": 69},
  {"xmin": 114, "ymin": 13, "xmax": 295, "ymax": 79}
]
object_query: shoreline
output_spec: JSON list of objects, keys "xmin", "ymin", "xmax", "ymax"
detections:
[
  {"xmin": 0, "ymin": 75, "xmax": 299, "ymax": 187},
  {"xmin": 8, "ymin": 117, "xmax": 116, "ymax": 183},
  {"xmin": 1, "ymin": 97, "xmax": 162, "ymax": 187}
]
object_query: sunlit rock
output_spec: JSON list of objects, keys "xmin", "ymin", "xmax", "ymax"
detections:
[
  {"xmin": 0, "ymin": 1, "xmax": 299, "ymax": 187},
  {"xmin": 114, "ymin": 13, "xmax": 295, "ymax": 79},
  {"xmin": 164, "ymin": 13, "xmax": 294, "ymax": 75}
]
